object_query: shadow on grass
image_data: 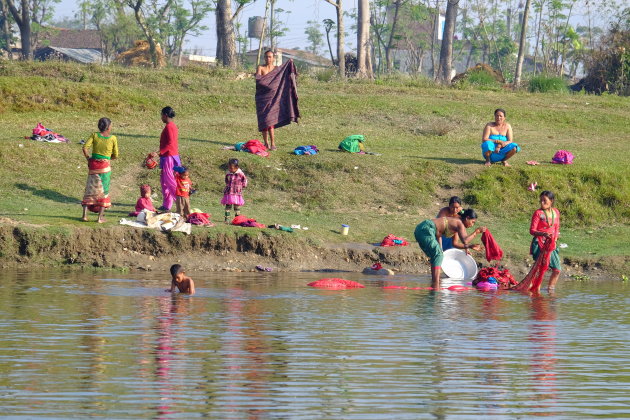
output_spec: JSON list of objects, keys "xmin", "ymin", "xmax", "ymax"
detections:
[
  {"xmin": 118, "ymin": 132, "xmax": 231, "ymax": 147},
  {"xmin": 16, "ymin": 183, "xmax": 77, "ymax": 204},
  {"xmin": 407, "ymin": 156, "xmax": 482, "ymax": 165}
]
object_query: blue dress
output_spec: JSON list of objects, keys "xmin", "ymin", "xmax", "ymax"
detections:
[{"xmin": 481, "ymin": 134, "xmax": 520, "ymax": 163}]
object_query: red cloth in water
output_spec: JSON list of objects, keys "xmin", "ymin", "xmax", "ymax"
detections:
[
  {"xmin": 308, "ymin": 278, "xmax": 365, "ymax": 289},
  {"xmin": 380, "ymin": 234, "xmax": 409, "ymax": 247},
  {"xmin": 481, "ymin": 229, "xmax": 503, "ymax": 262},
  {"xmin": 512, "ymin": 237, "xmax": 554, "ymax": 292},
  {"xmin": 474, "ymin": 266, "xmax": 517, "ymax": 289}
]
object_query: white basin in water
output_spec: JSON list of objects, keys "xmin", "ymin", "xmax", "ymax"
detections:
[{"xmin": 442, "ymin": 249, "xmax": 478, "ymax": 280}]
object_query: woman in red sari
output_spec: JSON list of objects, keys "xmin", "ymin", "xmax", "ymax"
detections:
[{"xmin": 530, "ymin": 190, "xmax": 561, "ymax": 292}]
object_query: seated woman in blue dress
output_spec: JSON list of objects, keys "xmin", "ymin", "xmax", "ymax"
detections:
[{"xmin": 481, "ymin": 108, "xmax": 520, "ymax": 166}]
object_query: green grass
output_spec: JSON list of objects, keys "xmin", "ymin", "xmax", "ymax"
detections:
[
  {"xmin": 1, "ymin": 60, "xmax": 629, "ymax": 271},
  {"xmin": 528, "ymin": 75, "xmax": 569, "ymax": 93}
]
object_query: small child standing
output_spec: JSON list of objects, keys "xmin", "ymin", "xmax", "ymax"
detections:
[
  {"xmin": 129, "ymin": 184, "xmax": 156, "ymax": 217},
  {"xmin": 174, "ymin": 166, "xmax": 193, "ymax": 220},
  {"xmin": 166, "ymin": 264, "xmax": 195, "ymax": 294},
  {"xmin": 221, "ymin": 158, "xmax": 248, "ymax": 223}
]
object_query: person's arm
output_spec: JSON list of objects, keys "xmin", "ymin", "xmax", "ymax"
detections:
[
  {"xmin": 505, "ymin": 123, "xmax": 514, "ymax": 145},
  {"xmin": 111, "ymin": 136, "xmax": 119, "ymax": 160},
  {"xmin": 82, "ymin": 134, "xmax": 93, "ymax": 159},
  {"xmin": 482, "ymin": 123, "xmax": 492, "ymax": 142},
  {"xmin": 456, "ymin": 221, "xmax": 486, "ymax": 247},
  {"xmin": 188, "ymin": 278, "xmax": 195, "ymax": 295},
  {"xmin": 255, "ymin": 65, "xmax": 263, "ymax": 76},
  {"xmin": 166, "ymin": 280, "xmax": 176, "ymax": 292},
  {"xmin": 242, "ymin": 173, "xmax": 248, "ymax": 188},
  {"xmin": 530, "ymin": 210, "xmax": 551, "ymax": 238}
]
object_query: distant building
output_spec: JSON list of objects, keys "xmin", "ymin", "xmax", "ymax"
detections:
[{"xmin": 34, "ymin": 29, "xmax": 103, "ymax": 64}]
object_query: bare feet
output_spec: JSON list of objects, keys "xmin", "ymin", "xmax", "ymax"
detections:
[
  {"xmin": 81, "ymin": 217, "xmax": 89, "ymax": 222},
  {"xmin": 97, "ymin": 218, "xmax": 105, "ymax": 224},
  {"xmin": 484, "ymin": 161, "xmax": 492, "ymax": 167},
  {"xmin": 502, "ymin": 161, "xmax": 511, "ymax": 167}
]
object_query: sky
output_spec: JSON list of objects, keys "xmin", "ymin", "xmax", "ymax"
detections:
[{"xmin": 53, "ymin": 0, "xmax": 360, "ymax": 57}]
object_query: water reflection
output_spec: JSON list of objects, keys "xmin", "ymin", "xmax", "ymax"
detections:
[{"xmin": 0, "ymin": 269, "xmax": 628, "ymax": 418}]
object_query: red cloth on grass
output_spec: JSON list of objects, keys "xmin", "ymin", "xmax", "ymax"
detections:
[
  {"xmin": 380, "ymin": 234, "xmax": 409, "ymax": 247},
  {"xmin": 481, "ymin": 229, "xmax": 503, "ymax": 262}
]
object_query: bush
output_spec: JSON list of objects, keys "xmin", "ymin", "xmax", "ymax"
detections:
[{"xmin": 528, "ymin": 75, "xmax": 569, "ymax": 93}]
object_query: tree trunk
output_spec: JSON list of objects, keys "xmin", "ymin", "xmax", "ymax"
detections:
[
  {"xmin": 385, "ymin": 0, "xmax": 402, "ymax": 72},
  {"xmin": 215, "ymin": 0, "xmax": 237, "ymax": 68},
  {"xmin": 514, "ymin": 0, "xmax": 531, "ymax": 87},
  {"xmin": 437, "ymin": 0, "xmax": 458, "ymax": 83},
  {"xmin": 356, "ymin": 0, "xmax": 372, "ymax": 78},
  {"xmin": 5, "ymin": 0, "xmax": 31, "ymax": 60},
  {"xmin": 336, "ymin": 1, "xmax": 345, "ymax": 77}
]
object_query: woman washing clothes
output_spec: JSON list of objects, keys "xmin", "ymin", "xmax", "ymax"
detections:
[
  {"xmin": 481, "ymin": 108, "xmax": 520, "ymax": 166},
  {"xmin": 437, "ymin": 196, "xmax": 463, "ymax": 250},
  {"xmin": 415, "ymin": 214, "xmax": 486, "ymax": 289}
]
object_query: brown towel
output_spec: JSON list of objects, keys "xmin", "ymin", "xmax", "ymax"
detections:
[{"xmin": 255, "ymin": 60, "xmax": 300, "ymax": 132}]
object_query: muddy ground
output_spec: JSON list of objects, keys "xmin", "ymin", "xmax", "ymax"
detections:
[{"xmin": 0, "ymin": 224, "xmax": 612, "ymax": 280}]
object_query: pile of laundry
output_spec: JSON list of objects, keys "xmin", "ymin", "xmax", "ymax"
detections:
[
  {"xmin": 380, "ymin": 234, "xmax": 409, "ymax": 247},
  {"xmin": 222, "ymin": 139, "xmax": 269, "ymax": 157},
  {"xmin": 231, "ymin": 215, "xmax": 293, "ymax": 232},
  {"xmin": 472, "ymin": 266, "xmax": 518, "ymax": 290},
  {"xmin": 29, "ymin": 123, "xmax": 70, "ymax": 143},
  {"xmin": 293, "ymin": 145, "xmax": 319, "ymax": 155},
  {"xmin": 119, "ymin": 209, "xmax": 192, "ymax": 234}
]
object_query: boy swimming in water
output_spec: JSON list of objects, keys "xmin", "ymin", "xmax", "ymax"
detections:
[{"xmin": 166, "ymin": 264, "xmax": 195, "ymax": 295}]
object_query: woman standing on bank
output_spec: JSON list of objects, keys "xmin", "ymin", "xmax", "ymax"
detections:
[{"xmin": 150, "ymin": 106, "xmax": 180, "ymax": 211}]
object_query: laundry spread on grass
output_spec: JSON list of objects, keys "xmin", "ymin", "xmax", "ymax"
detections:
[
  {"xmin": 223, "ymin": 139, "xmax": 269, "ymax": 157},
  {"xmin": 119, "ymin": 209, "xmax": 192, "ymax": 234},
  {"xmin": 29, "ymin": 123, "xmax": 70, "ymax": 143},
  {"xmin": 293, "ymin": 145, "xmax": 319, "ymax": 155},
  {"xmin": 380, "ymin": 234, "xmax": 409, "ymax": 247}
]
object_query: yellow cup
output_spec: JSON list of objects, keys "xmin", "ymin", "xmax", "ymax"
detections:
[{"xmin": 341, "ymin": 224, "xmax": 349, "ymax": 235}]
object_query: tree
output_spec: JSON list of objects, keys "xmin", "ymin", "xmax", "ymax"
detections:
[
  {"xmin": 4, "ymin": 0, "xmax": 59, "ymax": 60},
  {"xmin": 0, "ymin": 0, "xmax": 15, "ymax": 58},
  {"xmin": 513, "ymin": 0, "xmax": 531, "ymax": 87},
  {"xmin": 215, "ymin": 0, "xmax": 252, "ymax": 68},
  {"xmin": 166, "ymin": 0, "xmax": 213, "ymax": 65},
  {"xmin": 356, "ymin": 0, "xmax": 372, "ymax": 77},
  {"xmin": 324, "ymin": 0, "xmax": 345, "ymax": 77},
  {"xmin": 126, "ymin": 0, "xmax": 173, "ymax": 67},
  {"xmin": 305, "ymin": 19, "xmax": 323, "ymax": 54},
  {"xmin": 437, "ymin": 0, "xmax": 459, "ymax": 82},
  {"xmin": 323, "ymin": 17, "xmax": 335, "ymax": 63}
]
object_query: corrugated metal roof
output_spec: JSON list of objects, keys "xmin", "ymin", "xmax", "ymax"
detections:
[{"xmin": 49, "ymin": 47, "xmax": 103, "ymax": 64}]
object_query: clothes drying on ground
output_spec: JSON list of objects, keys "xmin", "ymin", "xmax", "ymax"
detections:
[
  {"xmin": 31, "ymin": 123, "xmax": 69, "ymax": 143},
  {"xmin": 187, "ymin": 212, "xmax": 214, "ymax": 226},
  {"xmin": 481, "ymin": 134, "xmax": 520, "ymax": 163},
  {"xmin": 255, "ymin": 60, "xmax": 300, "ymax": 132},
  {"xmin": 231, "ymin": 215, "xmax": 266, "ymax": 228},
  {"xmin": 339, "ymin": 135, "xmax": 365, "ymax": 153},
  {"xmin": 293, "ymin": 145, "xmax": 319, "ymax": 155},
  {"xmin": 380, "ymin": 234, "xmax": 409, "ymax": 247},
  {"xmin": 481, "ymin": 229, "xmax": 503, "ymax": 261},
  {"xmin": 552, "ymin": 150, "xmax": 574, "ymax": 164}
]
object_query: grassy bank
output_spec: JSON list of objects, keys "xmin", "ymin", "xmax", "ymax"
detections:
[{"xmin": 1, "ymin": 60, "xmax": 629, "ymax": 273}]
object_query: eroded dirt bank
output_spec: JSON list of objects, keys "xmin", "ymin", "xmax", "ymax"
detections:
[{"xmin": 0, "ymin": 225, "xmax": 614, "ymax": 278}]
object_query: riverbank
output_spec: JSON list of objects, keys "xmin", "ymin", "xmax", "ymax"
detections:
[
  {"xmin": 0, "ymin": 223, "xmax": 618, "ymax": 283},
  {"xmin": 1, "ymin": 61, "xmax": 628, "ymax": 277}
]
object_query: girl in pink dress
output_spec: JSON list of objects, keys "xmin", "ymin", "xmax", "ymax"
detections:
[{"xmin": 221, "ymin": 158, "xmax": 248, "ymax": 223}]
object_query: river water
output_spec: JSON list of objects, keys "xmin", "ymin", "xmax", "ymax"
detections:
[{"xmin": 0, "ymin": 269, "xmax": 628, "ymax": 419}]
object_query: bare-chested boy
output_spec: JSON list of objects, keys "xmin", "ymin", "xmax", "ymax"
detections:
[
  {"xmin": 255, "ymin": 49, "xmax": 277, "ymax": 150},
  {"xmin": 166, "ymin": 264, "xmax": 195, "ymax": 295}
]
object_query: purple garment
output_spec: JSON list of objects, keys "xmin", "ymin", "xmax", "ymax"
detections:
[
  {"xmin": 255, "ymin": 60, "xmax": 300, "ymax": 132},
  {"xmin": 160, "ymin": 155, "xmax": 181, "ymax": 210}
]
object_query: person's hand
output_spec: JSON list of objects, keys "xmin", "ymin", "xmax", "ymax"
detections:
[
  {"xmin": 543, "ymin": 232, "xmax": 552, "ymax": 239},
  {"xmin": 470, "ymin": 244, "xmax": 482, "ymax": 251},
  {"xmin": 150, "ymin": 151, "xmax": 158, "ymax": 158}
]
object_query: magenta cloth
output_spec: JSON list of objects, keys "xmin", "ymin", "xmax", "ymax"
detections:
[
  {"xmin": 481, "ymin": 229, "xmax": 504, "ymax": 262},
  {"xmin": 159, "ymin": 155, "xmax": 181, "ymax": 210},
  {"xmin": 255, "ymin": 60, "xmax": 300, "ymax": 132},
  {"xmin": 187, "ymin": 212, "xmax": 213, "ymax": 226},
  {"xmin": 129, "ymin": 197, "xmax": 156, "ymax": 216}
]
